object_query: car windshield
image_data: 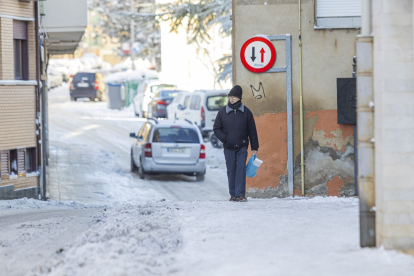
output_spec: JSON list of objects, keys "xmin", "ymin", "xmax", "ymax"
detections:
[
  {"xmin": 160, "ymin": 90, "xmax": 180, "ymax": 98},
  {"xmin": 150, "ymin": 84, "xmax": 176, "ymax": 94},
  {"xmin": 73, "ymin": 73, "xmax": 95, "ymax": 82},
  {"xmin": 206, "ymin": 95, "xmax": 228, "ymax": 111},
  {"xmin": 153, "ymin": 128, "xmax": 199, "ymax": 143}
]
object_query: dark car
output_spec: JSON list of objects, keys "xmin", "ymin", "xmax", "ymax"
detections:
[
  {"xmin": 70, "ymin": 72, "xmax": 106, "ymax": 101},
  {"xmin": 147, "ymin": 89, "xmax": 183, "ymax": 118}
]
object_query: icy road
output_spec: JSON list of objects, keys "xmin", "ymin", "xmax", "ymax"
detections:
[{"xmin": 1, "ymin": 84, "xmax": 413, "ymax": 276}]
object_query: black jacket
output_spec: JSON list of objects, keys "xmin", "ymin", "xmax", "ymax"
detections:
[{"xmin": 213, "ymin": 103, "xmax": 259, "ymax": 151}]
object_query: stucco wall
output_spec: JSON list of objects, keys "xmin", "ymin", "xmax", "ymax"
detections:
[
  {"xmin": 233, "ymin": 0, "xmax": 359, "ymax": 197},
  {"xmin": 373, "ymin": 0, "xmax": 414, "ymax": 254}
]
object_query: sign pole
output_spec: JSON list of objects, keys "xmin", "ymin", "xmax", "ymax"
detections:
[{"xmin": 240, "ymin": 34, "xmax": 294, "ymax": 197}]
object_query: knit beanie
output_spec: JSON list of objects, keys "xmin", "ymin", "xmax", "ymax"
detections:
[{"xmin": 228, "ymin": 85, "xmax": 243, "ymax": 99}]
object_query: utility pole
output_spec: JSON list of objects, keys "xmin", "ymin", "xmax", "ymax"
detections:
[{"xmin": 130, "ymin": 0, "xmax": 135, "ymax": 70}]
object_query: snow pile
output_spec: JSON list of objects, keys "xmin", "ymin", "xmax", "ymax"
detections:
[
  {"xmin": 0, "ymin": 198, "xmax": 103, "ymax": 210},
  {"xmin": 30, "ymin": 202, "xmax": 181, "ymax": 276}
]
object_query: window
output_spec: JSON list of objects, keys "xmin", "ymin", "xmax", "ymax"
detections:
[
  {"xmin": 315, "ymin": 0, "xmax": 361, "ymax": 29},
  {"xmin": 173, "ymin": 93, "xmax": 183, "ymax": 103},
  {"xmin": 183, "ymin": 96, "xmax": 190, "ymax": 109},
  {"xmin": 26, "ymin": 147, "xmax": 36, "ymax": 174},
  {"xmin": 13, "ymin": 20, "xmax": 28, "ymax": 80},
  {"xmin": 0, "ymin": 150, "xmax": 10, "ymax": 180},
  {"xmin": 141, "ymin": 123, "xmax": 152, "ymax": 142},
  {"xmin": 189, "ymin": 95, "xmax": 201, "ymax": 110},
  {"xmin": 160, "ymin": 90, "xmax": 179, "ymax": 99},
  {"xmin": 153, "ymin": 128, "xmax": 200, "ymax": 143},
  {"xmin": 207, "ymin": 95, "xmax": 227, "ymax": 111}
]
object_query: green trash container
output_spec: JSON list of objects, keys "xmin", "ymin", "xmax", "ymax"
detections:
[{"xmin": 126, "ymin": 70, "xmax": 159, "ymax": 107}]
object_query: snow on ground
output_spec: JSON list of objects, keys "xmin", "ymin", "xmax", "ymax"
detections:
[
  {"xmin": 0, "ymin": 197, "xmax": 102, "ymax": 210},
  {"xmin": 47, "ymin": 84, "xmax": 228, "ymax": 203},
  {"xmin": 15, "ymin": 197, "xmax": 414, "ymax": 276},
  {"xmin": 2, "ymin": 85, "xmax": 413, "ymax": 275}
]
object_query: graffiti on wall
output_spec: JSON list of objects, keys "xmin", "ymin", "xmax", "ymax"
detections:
[{"xmin": 250, "ymin": 82, "xmax": 266, "ymax": 100}]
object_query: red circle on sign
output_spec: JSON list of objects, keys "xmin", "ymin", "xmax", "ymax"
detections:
[{"xmin": 240, "ymin": 36, "xmax": 276, "ymax": 73}]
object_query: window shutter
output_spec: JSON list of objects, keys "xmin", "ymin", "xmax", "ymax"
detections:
[
  {"xmin": 13, "ymin": 20, "xmax": 27, "ymax": 40},
  {"xmin": 1, "ymin": 151, "xmax": 10, "ymax": 180},
  {"xmin": 316, "ymin": 0, "xmax": 361, "ymax": 18},
  {"xmin": 17, "ymin": 149, "xmax": 26, "ymax": 177}
]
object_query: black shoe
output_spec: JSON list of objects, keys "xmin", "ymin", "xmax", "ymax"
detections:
[
  {"xmin": 229, "ymin": 196, "xmax": 237, "ymax": 202},
  {"xmin": 238, "ymin": 196, "xmax": 247, "ymax": 202}
]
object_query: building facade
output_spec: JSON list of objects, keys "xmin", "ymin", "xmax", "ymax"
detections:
[
  {"xmin": 0, "ymin": 0, "xmax": 86, "ymax": 200},
  {"xmin": 368, "ymin": 0, "xmax": 414, "ymax": 255},
  {"xmin": 233, "ymin": 0, "xmax": 360, "ymax": 198},
  {"xmin": 0, "ymin": 0, "xmax": 41, "ymax": 199}
]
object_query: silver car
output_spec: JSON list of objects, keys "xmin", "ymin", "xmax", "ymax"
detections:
[{"xmin": 130, "ymin": 119, "xmax": 206, "ymax": 181}]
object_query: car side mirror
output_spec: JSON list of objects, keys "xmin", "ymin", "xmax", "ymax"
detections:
[
  {"xmin": 178, "ymin": 104, "xmax": 183, "ymax": 110},
  {"xmin": 129, "ymin": 133, "xmax": 136, "ymax": 138}
]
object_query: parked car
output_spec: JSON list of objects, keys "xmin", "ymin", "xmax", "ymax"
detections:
[
  {"xmin": 132, "ymin": 81, "xmax": 177, "ymax": 118},
  {"xmin": 167, "ymin": 91, "xmax": 191, "ymax": 120},
  {"xmin": 47, "ymin": 67, "xmax": 63, "ymax": 89},
  {"xmin": 177, "ymin": 90, "xmax": 229, "ymax": 136},
  {"xmin": 70, "ymin": 72, "xmax": 106, "ymax": 101},
  {"xmin": 130, "ymin": 119, "xmax": 206, "ymax": 181},
  {"xmin": 147, "ymin": 89, "xmax": 184, "ymax": 119}
]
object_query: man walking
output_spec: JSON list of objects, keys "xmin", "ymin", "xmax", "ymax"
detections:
[{"xmin": 213, "ymin": 85, "xmax": 259, "ymax": 202}]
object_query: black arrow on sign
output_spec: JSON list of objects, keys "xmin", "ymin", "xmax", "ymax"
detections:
[{"xmin": 251, "ymin": 47, "xmax": 256, "ymax": 62}]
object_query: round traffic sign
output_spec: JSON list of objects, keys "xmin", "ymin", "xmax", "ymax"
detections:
[
  {"xmin": 122, "ymin": 42, "xmax": 131, "ymax": 54},
  {"xmin": 240, "ymin": 36, "xmax": 276, "ymax": 73}
]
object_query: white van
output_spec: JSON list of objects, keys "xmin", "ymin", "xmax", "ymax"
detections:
[
  {"xmin": 133, "ymin": 81, "xmax": 177, "ymax": 117},
  {"xmin": 177, "ymin": 90, "xmax": 229, "ymax": 136},
  {"xmin": 167, "ymin": 91, "xmax": 191, "ymax": 119}
]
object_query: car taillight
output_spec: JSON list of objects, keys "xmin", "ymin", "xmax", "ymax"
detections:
[
  {"xmin": 94, "ymin": 81, "xmax": 99, "ymax": 90},
  {"xmin": 70, "ymin": 82, "xmax": 74, "ymax": 90},
  {"xmin": 157, "ymin": 100, "xmax": 168, "ymax": 105},
  {"xmin": 201, "ymin": 106, "xmax": 205, "ymax": 122},
  {"xmin": 199, "ymin": 144, "xmax": 206, "ymax": 159},
  {"xmin": 144, "ymin": 143, "xmax": 152, "ymax": 157}
]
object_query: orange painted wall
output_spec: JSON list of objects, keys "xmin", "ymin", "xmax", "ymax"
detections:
[
  {"xmin": 246, "ymin": 110, "xmax": 354, "ymax": 196},
  {"xmin": 246, "ymin": 113, "xmax": 288, "ymax": 190}
]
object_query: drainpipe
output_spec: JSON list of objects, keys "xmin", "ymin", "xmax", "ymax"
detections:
[
  {"xmin": 298, "ymin": 0, "xmax": 305, "ymax": 196},
  {"xmin": 357, "ymin": 0, "xmax": 375, "ymax": 247},
  {"xmin": 34, "ymin": 2, "xmax": 43, "ymax": 199}
]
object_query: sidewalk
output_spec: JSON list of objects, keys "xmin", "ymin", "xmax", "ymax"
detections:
[{"xmin": 29, "ymin": 197, "xmax": 414, "ymax": 276}]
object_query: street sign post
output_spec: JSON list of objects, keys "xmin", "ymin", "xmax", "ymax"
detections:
[
  {"xmin": 240, "ymin": 36, "xmax": 276, "ymax": 73},
  {"xmin": 240, "ymin": 34, "xmax": 294, "ymax": 197}
]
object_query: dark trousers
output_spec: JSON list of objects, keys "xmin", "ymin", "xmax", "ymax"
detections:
[{"xmin": 224, "ymin": 147, "xmax": 248, "ymax": 197}]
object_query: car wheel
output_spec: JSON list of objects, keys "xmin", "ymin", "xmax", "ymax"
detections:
[
  {"xmin": 131, "ymin": 153, "xmax": 138, "ymax": 172},
  {"xmin": 138, "ymin": 158, "xmax": 147, "ymax": 180}
]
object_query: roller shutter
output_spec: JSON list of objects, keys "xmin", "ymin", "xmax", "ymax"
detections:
[
  {"xmin": 13, "ymin": 20, "xmax": 27, "ymax": 40},
  {"xmin": 1, "ymin": 151, "xmax": 10, "ymax": 180},
  {"xmin": 316, "ymin": 0, "xmax": 361, "ymax": 17},
  {"xmin": 315, "ymin": 0, "xmax": 361, "ymax": 28}
]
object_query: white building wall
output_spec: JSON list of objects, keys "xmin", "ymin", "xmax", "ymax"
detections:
[{"xmin": 373, "ymin": 0, "xmax": 414, "ymax": 254}]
